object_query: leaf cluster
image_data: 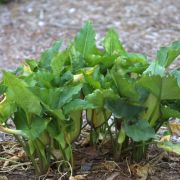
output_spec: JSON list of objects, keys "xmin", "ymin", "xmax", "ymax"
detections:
[{"xmin": 0, "ymin": 21, "xmax": 179, "ymax": 174}]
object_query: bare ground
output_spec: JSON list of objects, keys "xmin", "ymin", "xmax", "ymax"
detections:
[{"xmin": 0, "ymin": 0, "xmax": 180, "ymax": 71}]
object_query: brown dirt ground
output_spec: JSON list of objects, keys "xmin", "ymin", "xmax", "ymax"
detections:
[
  {"xmin": 0, "ymin": 138, "xmax": 180, "ymax": 180},
  {"xmin": 0, "ymin": 0, "xmax": 180, "ymax": 179}
]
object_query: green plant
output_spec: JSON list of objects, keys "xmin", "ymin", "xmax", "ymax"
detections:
[
  {"xmin": 104, "ymin": 40, "xmax": 180, "ymax": 161},
  {"xmin": 0, "ymin": 41, "xmax": 92, "ymax": 174},
  {"xmin": 0, "ymin": 21, "xmax": 179, "ymax": 176}
]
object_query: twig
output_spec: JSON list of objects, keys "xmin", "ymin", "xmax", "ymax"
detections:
[
  {"xmin": 126, "ymin": 157, "xmax": 131, "ymax": 177},
  {"xmin": 0, "ymin": 161, "xmax": 32, "ymax": 173},
  {"xmin": 51, "ymin": 160, "xmax": 73, "ymax": 179}
]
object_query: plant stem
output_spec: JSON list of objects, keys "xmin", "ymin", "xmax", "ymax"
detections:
[
  {"xmin": 102, "ymin": 110, "xmax": 115, "ymax": 149},
  {"xmin": 14, "ymin": 135, "xmax": 41, "ymax": 175},
  {"xmin": 132, "ymin": 141, "xmax": 148, "ymax": 162},
  {"xmin": 0, "ymin": 125, "xmax": 27, "ymax": 137}
]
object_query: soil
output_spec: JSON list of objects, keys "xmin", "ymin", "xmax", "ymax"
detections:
[
  {"xmin": 0, "ymin": 138, "xmax": 180, "ymax": 180},
  {"xmin": 0, "ymin": 0, "xmax": 180, "ymax": 179}
]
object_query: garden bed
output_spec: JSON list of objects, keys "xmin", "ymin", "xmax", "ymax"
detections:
[{"xmin": 0, "ymin": 0, "xmax": 179, "ymax": 179}]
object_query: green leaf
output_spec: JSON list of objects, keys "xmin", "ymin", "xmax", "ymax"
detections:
[
  {"xmin": 57, "ymin": 84, "xmax": 83, "ymax": 108},
  {"xmin": 64, "ymin": 145, "xmax": 72, "ymax": 161},
  {"xmin": 156, "ymin": 40, "xmax": 180, "ymax": 67},
  {"xmin": 35, "ymin": 140, "xmax": 48, "ymax": 163},
  {"xmin": 0, "ymin": 84, "xmax": 7, "ymax": 95},
  {"xmin": 171, "ymin": 69, "xmax": 180, "ymax": 87},
  {"xmin": 111, "ymin": 53, "xmax": 148, "ymax": 77},
  {"xmin": 144, "ymin": 61, "xmax": 165, "ymax": 76},
  {"xmin": 85, "ymin": 89, "xmax": 118, "ymax": 108},
  {"xmin": 138, "ymin": 75, "xmax": 180, "ymax": 100},
  {"xmin": 118, "ymin": 128, "xmax": 126, "ymax": 144},
  {"xmin": 55, "ymin": 132, "xmax": 66, "ymax": 149},
  {"xmin": 4, "ymin": 72, "xmax": 42, "ymax": 115},
  {"xmin": 65, "ymin": 111, "xmax": 82, "ymax": 142},
  {"xmin": 31, "ymin": 87, "xmax": 61, "ymax": 109},
  {"xmin": 86, "ymin": 109, "xmax": 111, "ymax": 128},
  {"xmin": 0, "ymin": 99, "xmax": 16, "ymax": 123},
  {"xmin": 161, "ymin": 105, "xmax": 180, "ymax": 119},
  {"xmin": 105, "ymin": 98, "xmax": 144, "ymax": 119},
  {"xmin": 39, "ymin": 40, "xmax": 62, "ymax": 69},
  {"xmin": 124, "ymin": 120, "xmax": 155, "ymax": 142},
  {"xmin": 51, "ymin": 49, "xmax": 69, "ymax": 76},
  {"xmin": 69, "ymin": 46, "xmax": 85, "ymax": 73},
  {"xmin": 25, "ymin": 59, "xmax": 38, "ymax": 71},
  {"xmin": 63, "ymin": 99, "xmax": 95, "ymax": 114},
  {"xmin": 33, "ymin": 84, "xmax": 82, "ymax": 110},
  {"xmin": 86, "ymin": 54, "xmax": 102, "ymax": 66},
  {"xmin": 74, "ymin": 21, "xmax": 96, "ymax": 58},
  {"xmin": 140, "ymin": 93, "xmax": 160, "ymax": 124},
  {"xmin": 111, "ymin": 72, "xmax": 140, "ymax": 101},
  {"xmin": 35, "ymin": 70, "xmax": 54, "ymax": 88},
  {"xmin": 103, "ymin": 28, "xmax": 125, "ymax": 55},
  {"xmin": 58, "ymin": 71, "xmax": 74, "ymax": 86},
  {"xmin": 14, "ymin": 110, "xmax": 50, "ymax": 140},
  {"xmin": 120, "ymin": 53, "xmax": 148, "ymax": 66},
  {"xmin": 84, "ymin": 73, "xmax": 101, "ymax": 89},
  {"xmin": 24, "ymin": 118, "xmax": 50, "ymax": 140},
  {"xmin": 28, "ymin": 140, "xmax": 35, "ymax": 155}
]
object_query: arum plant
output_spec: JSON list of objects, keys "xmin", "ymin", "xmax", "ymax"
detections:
[
  {"xmin": 0, "ymin": 39, "xmax": 95, "ymax": 175},
  {"xmin": 0, "ymin": 21, "xmax": 179, "ymax": 176},
  {"xmin": 105, "ymin": 40, "xmax": 180, "ymax": 161}
]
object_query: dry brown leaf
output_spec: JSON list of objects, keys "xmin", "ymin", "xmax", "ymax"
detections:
[
  {"xmin": 103, "ymin": 161, "xmax": 117, "ymax": 171},
  {"xmin": 3, "ymin": 155, "xmax": 19, "ymax": 168},
  {"xmin": 0, "ymin": 176, "xmax": 8, "ymax": 180},
  {"xmin": 80, "ymin": 135, "xmax": 90, "ymax": 147},
  {"xmin": 52, "ymin": 149, "xmax": 62, "ymax": 160},
  {"xmin": 159, "ymin": 135, "xmax": 171, "ymax": 142},
  {"xmin": 169, "ymin": 123, "xmax": 180, "ymax": 135},
  {"xmin": 130, "ymin": 164, "xmax": 153, "ymax": 180}
]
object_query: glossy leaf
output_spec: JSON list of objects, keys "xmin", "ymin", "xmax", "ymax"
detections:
[
  {"xmin": 161, "ymin": 105, "xmax": 180, "ymax": 119},
  {"xmin": 144, "ymin": 61, "xmax": 165, "ymax": 76},
  {"xmin": 14, "ymin": 110, "xmax": 50, "ymax": 140},
  {"xmin": 39, "ymin": 40, "xmax": 62, "ymax": 69},
  {"xmin": 25, "ymin": 59, "xmax": 38, "ymax": 71},
  {"xmin": 4, "ymin": 72, "xmax": 42, "ymax": 115},
  {"xmin": 111, "ymin": 72, "xmax": 140, "ymax": 101},
  {"xmin": 138, "ymin": 75, "xmax": 180, "ymax": 100},
  {"xmin": 74, "ymin": 21, "xmax": 96, "ymax": 58},
  {"xmin": 105, "ymin": 98, "xmax": 144, "ymax": 119},
  {"xmin": 63, "ymin": 99, "xmax": 95, "ymax": 114},
  {"xmin": 0, "ymin": 99, "xmax": 16, "ymax": 123},
  {"xmin": 85, "ymin": 89, "xmax": 118, "ymax": 108},
  {"xmin": 86, "ymin": 109, "xmax": 111, "ymax": 128},
  {"xmin": 70, "ymin": 46, "xmax": 85, "ymax": 73},
  {"xmin": 124, "ymin": 120, "xmax": 155, "ymax": 141},
  {"xmin": 51, "ymin": 50, "xmax": 69, "ymax": 76},
  {"xmin": 65, "ymin": 111, "xmax": 82, "ymax": 142},
  {"xmin": 57, "ymin": 84, "xmax": 83, "ymax": 108},
  {"xmin": 156, "ymin": 40, "xmax": 180, "ymax": 67},
  {"xmin": 171, "ymin": 69, "xmax": 180, "ymax": 87},
  {"xmin": 118, "ymin": 128, "xmax": 126, "ymax": 144},
  {"xmin": 103, "ymin": 28, "xmax": 125, "ymax": 55}
]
